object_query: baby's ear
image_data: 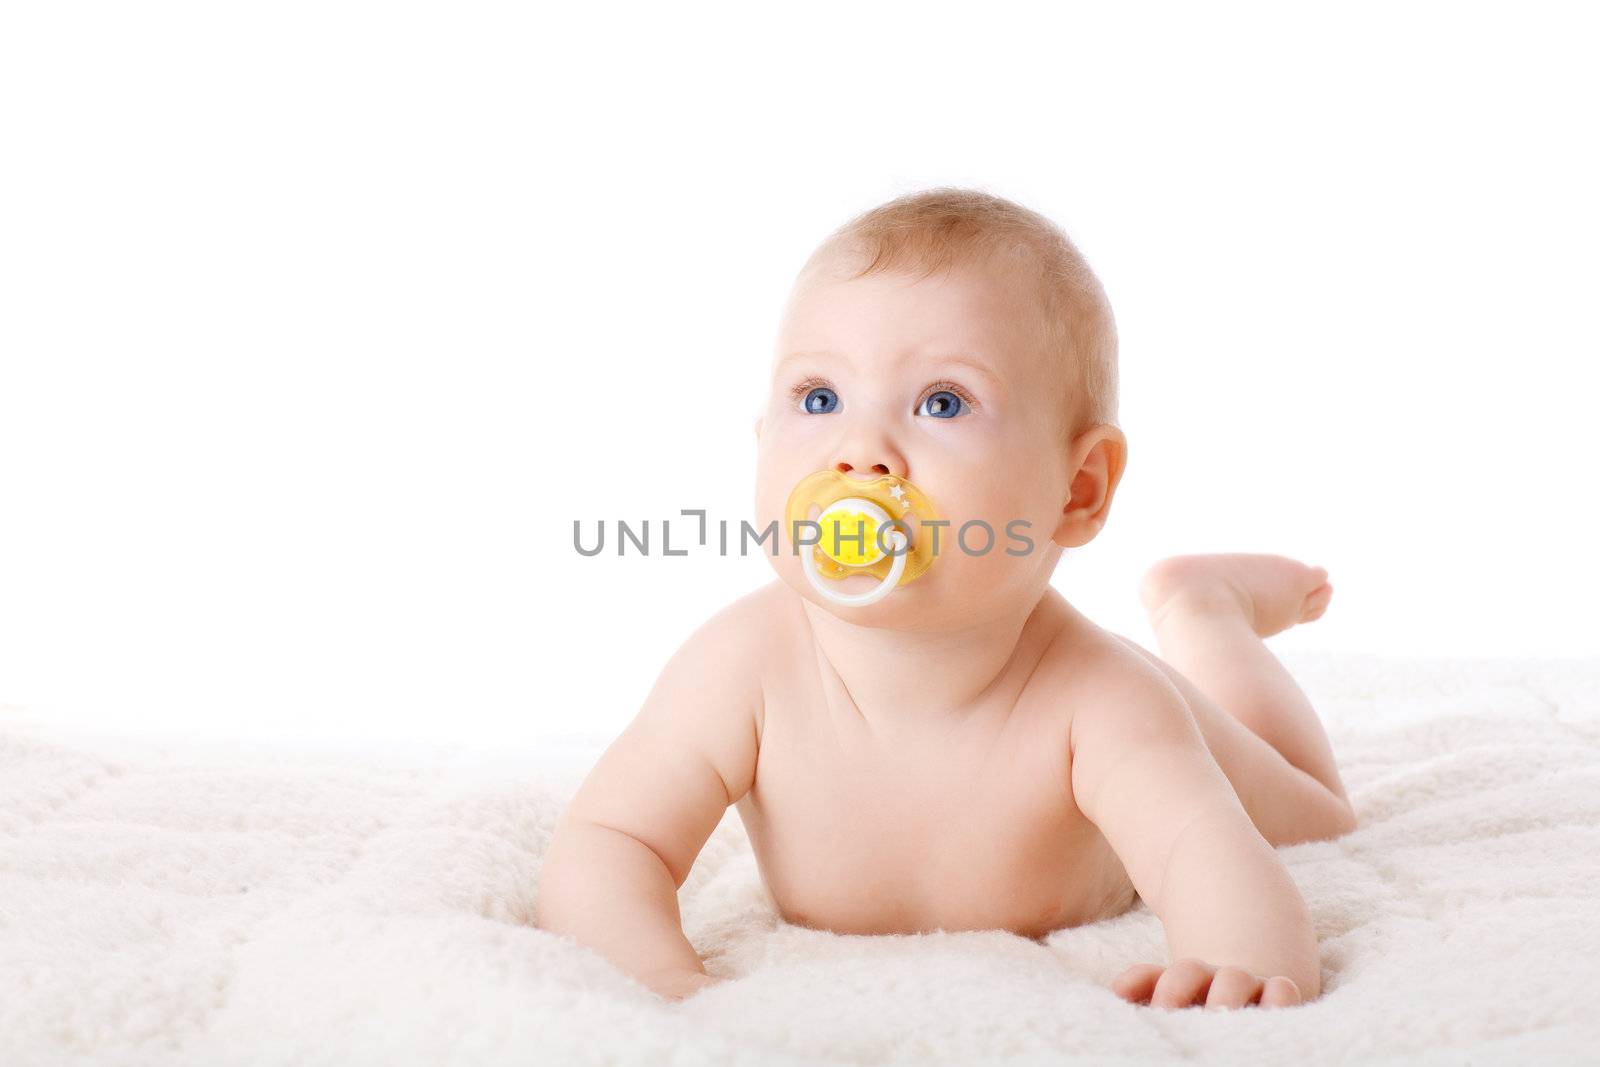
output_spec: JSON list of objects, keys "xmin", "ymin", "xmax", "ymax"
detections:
[{"xmin": 1051, "ymin": 425, "xmax": 1128, "ymax": 549}]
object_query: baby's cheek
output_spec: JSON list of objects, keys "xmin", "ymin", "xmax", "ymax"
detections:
[
  {"xmin": 946, "ymin": 489, "xmax": 1047, "ymax": 558},
  {"xmin": 752, "ymin": 469, "xmax": 809, "ymax": 558},
  {"xmin": 754, "ymin": 473, "xmax": 800, "ymax": 532},
  {"xmin": 930, "ymin": 497, "xmax": 1055, "ymax": 596}
]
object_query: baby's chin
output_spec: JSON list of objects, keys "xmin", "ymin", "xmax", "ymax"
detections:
[{"xmin": 779, "ymin": 564, "xmax": 988, "ymax": 633}]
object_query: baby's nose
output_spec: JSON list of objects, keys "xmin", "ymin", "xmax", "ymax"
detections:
[
  {"xmin": 833, "ymin": 458, "xmax": 902, "ymax": 480},
  {"xmin": 831, "ymin": 425, "xmax": 909, "ymax": 480}
]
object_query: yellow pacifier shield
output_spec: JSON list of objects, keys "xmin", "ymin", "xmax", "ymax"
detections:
[{"xmin": 784, "ymin": 470, "xmax": 939, "ymax": 588}]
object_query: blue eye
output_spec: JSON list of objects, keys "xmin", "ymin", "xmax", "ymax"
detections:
[
  {"xmin": 802, "ymin": 386, "xmax": 838, "ymax": 414},
  {"xmin": 917, "ymin": 390, "xmax": 965, "ymax": 419}
]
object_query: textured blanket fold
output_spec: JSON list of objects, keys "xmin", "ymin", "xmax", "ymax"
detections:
[{"xmin": 2, "ymin": 652, "xmax": 1597, "ymax": 1065}]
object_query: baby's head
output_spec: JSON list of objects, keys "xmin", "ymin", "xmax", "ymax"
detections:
[{"xmin": 754, "ymin": 187, "xmax": 1127, "ymax": 628}]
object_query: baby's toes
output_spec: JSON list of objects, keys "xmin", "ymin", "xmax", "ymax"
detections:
[
  {"xmin": 1260, "ymin": 976, "xmax": 1303, "ymax": 1008},
  {"xmin": 1111, "ymin": 963, "xmax": 1164, "ymax": 1004},
  {"xmin": 1301, "ymin": 580, "xmax": 1333, "ymax": 623},
  {"xmin": 1203, "ymin": 967, "xmax": 1262, "ymax": 1010},
  {"xmin": 1151, "ymin": 958, "xmax": 1215, "ymax": 1009}
]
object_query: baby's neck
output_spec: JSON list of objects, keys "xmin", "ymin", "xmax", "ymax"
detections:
[{"xmin": 798, "ymin": 588, "xmax": 1069, "ymax": 728}]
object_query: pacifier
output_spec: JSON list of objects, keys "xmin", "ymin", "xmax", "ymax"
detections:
[{"xmin": 784, "ymin": 470, "xmax": 939, "ymax": 606}]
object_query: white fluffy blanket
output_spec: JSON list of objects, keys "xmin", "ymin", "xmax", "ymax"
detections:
[{"xmin": 3, "ymin": 653, "xmax": 1598, "ymax": 1065}]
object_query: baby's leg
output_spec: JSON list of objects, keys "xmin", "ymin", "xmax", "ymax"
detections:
[{"xmin": 1124, "ymin": 553, "xmax": 1355, "ymax": 844}]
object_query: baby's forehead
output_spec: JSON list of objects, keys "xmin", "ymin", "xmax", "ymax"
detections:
[
  {"xmin": 773, "ymin": 264, "xmax": 1055, "ymax": 380},
  {"xmin": 789, "ymin": 251, "xmax": 1042, "ymax": 311}
]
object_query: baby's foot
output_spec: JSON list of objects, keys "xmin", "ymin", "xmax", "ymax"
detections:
[{"xmin": 1138, "ymin": 553, "xmax": 1332, "ymax": 639}]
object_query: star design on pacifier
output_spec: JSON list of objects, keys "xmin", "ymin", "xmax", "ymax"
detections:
[{"xmin": 888, "ymin": 484, "xmax": 907, "ymax": 506}]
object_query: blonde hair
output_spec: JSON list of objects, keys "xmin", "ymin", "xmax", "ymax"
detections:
[{"xmin": 795, "ymin": 186, "xmax": 1118, "ymax": 439}]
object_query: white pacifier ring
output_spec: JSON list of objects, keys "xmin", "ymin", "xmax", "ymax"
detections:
[{"xmin": 800, "ymin": 497, "xmax": 910, "ymax": 607}]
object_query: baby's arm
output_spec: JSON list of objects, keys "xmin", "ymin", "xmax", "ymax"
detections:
[
  {"xmin": 534, "ymin": 602, "xmax": 762, "ymax": 1000},
  {"xmin": 1069, "ymin": 664, "xmax": 1321, "ymax": 1009}
]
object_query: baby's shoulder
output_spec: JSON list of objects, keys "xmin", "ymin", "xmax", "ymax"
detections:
[
  {"xmin": 680, "ymin": 580, "xmax": 799, "ymax": 657},
  {"xmin": 1024, "ymin": 604, "xmax": 1182, "ymax": 716},
  {"xmin": 1026, "ymin": 610, "xmax": 1205, "ymax": 782},
  {"xmin": 666, "ymin": 580, "xmax": 801, "ymax": 730}
]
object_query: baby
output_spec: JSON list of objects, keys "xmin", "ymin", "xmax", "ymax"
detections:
[{"xmin": 536, "ymin": 188, "xmax": 1357, "ymax": 1011}]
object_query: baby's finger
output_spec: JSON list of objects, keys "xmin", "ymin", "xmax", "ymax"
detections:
[
  {"xmin": 1151, "ymin": 958, "xmax": 1215, "ymax": 1009},
  {"xmin": 1111, "ymin": 963, "xmax": 1165, "ymax": 1004},
  {"xmin": 1260, "ymin": 976, "xmax": 1303, "ymax": 1009},
  {"xmin": 1203, "ymin": 967, "xmax": 1263, "ymax": 1010}
]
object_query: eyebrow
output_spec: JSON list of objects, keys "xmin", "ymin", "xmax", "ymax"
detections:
[
  {"xmin": 774, "ymin": 350, "xmax": 1004, "ymax": 391},
  {"xmin": 773, "ymin": 349, "xmax": 850, "ymax": 378},
  {"xmin": 924, "ymin": 352, "xmax": 1004, "ymax": 392}
]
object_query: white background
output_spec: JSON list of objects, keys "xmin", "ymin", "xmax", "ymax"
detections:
[{"xmin": 3, "ymin": 2, "xmax": 1596, "ymax": 751}]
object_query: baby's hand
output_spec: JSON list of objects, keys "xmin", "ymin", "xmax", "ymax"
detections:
[{"xmin": 1111, "ymin": 959, "xmax": 1302, "ymax": 1010}]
